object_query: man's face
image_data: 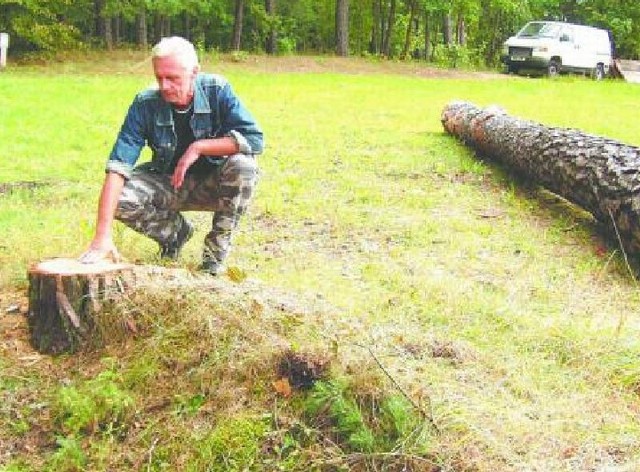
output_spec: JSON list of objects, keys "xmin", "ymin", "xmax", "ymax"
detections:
[{"xmin": 152, "ymin": 55, "xmax": 198, "ymax": 108}]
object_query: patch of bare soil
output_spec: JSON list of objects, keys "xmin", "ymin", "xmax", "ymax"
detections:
[
  {"xmin": 220, "ymin": 54, "xmax": 507, "ymax": 80},
  {"xmin": 0, "ymin": 181, "xmax": 48, "ymax": 195},
  {"xmin": 0, "ymin": 291, "xmax": 31, "ymax": 359},
  {"xmin": 131, "ymin": 264, "xmax": 331, "ymax": 315},
  {"xmin": 0, "ymin": 290, "xmax": 59, "ymax": 465},
  {"xmin": 19, "ymin": 50, "xmax": 507, "ymax": 80}
]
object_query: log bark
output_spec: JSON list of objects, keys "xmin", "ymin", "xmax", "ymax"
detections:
[
  {"xmin": 441, "ymin": 101, "xmax": 640, "ymax": 256},
  {"xmin": 27, "ymin": 258, "xmax": 135, "ymax": 354}
]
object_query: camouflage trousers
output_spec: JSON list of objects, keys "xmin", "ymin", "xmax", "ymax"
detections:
[{"xmin": 115, "ymin": 154, "xmax": 258, "ymax": 264}]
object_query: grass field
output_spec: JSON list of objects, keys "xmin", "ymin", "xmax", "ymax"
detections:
[{"xmin": 1, "ymin": 52, "xmax": 640, "ymax": 471}]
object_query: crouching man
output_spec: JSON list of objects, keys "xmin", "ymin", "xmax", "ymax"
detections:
[{"xmin": 80, "ymin": 36, "xmax": 264, "ymax": 275}]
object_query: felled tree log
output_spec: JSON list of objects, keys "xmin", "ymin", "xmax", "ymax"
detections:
[
  {"xmin": 441, "ymin": 101, "xmax": 640, "ymax": 256},
  {"xmin": 27, "ymin": 258, "xmax": 135, "ymax": 354}
]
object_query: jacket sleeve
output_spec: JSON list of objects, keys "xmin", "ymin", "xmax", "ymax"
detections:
[
  {"xmin": 217, "ymin": 82, "xmax": 264, "ymax": 155},
  {"xmin": 106, "ymin": 96, "xmax": 147, "ymax": 178}
]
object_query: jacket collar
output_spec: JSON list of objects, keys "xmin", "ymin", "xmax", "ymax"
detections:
[
  {"xmin": 192, "ymin": 75, "xmax": 211, "ymax": 114},
  {"xmin": 155, "ymin": 74, "xmax": 209, "ymax": 126}
]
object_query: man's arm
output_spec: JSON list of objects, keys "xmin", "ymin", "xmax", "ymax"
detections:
[
  {"xmin": 80, "ymin": 93, "xmax": 146, "ymax": 263},
  {"xmin": 79, "ymin": 171, "xmax": 126, "ymax": 263},
  {"xmin": 217, "ymin": 80, "xmax": 264, "ymax": 154},
  {"xmin": 171, "ymin": 77, "xmax": 263, "ymax": 189},
  {"xmin": 171, "ymin": 136, "xmax": 239, "ymax": 189}
]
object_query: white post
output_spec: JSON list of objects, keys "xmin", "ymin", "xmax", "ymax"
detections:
[{"xmin": 0, "ymin": 33, "xmax": 9, "ymax": 68}]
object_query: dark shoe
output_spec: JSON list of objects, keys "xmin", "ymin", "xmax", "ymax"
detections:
[
  {"xmin": 159, "ymin": 221, "xmax": 194, "ymax": 260},
  {"xmin": 199, "ymin": 255, "xmax": 226, "ymax": 276}
]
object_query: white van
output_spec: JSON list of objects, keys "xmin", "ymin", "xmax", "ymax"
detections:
[{"xmin": 501, "ymin": 21, "xmax": 612, "ymax": 79}]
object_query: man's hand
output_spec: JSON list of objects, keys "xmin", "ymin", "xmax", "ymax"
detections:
[
  {"xmin": 171, "ymin": 137, "xmax": 240, "ymax": 190},
  {"xmin": 79, "ymin": 237, "xmax": 121, "ymax": 264},
  {"xmin": 171, "ymin": 143, "xmax": 201, "ymax": 190},
  {"xmin": 82, "ymin": 171, "xmax": 126, "ymax": 264}
]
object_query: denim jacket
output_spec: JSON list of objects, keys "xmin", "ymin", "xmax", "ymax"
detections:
[{"xmin": 106, "ymin": 73, "xmax": 264, "ymax": 178}]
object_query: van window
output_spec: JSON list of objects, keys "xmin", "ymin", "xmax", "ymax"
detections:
[
  {"xmin": 559, "ymin": 28, "xmax": 573, "ymax": 42},
  {"xmin": 517, "ymin": 22, "xmax": 562, "ymax": 39}
]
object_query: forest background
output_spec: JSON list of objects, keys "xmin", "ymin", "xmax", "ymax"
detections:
[{"xmin": 1, "ymin": 0, "xmax": 639, "ymax": 67}]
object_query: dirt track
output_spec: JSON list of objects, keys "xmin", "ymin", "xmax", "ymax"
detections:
[
  {"xmin": 17, "ymin": 51, "xmax": 507, "ymax": 80},
  {"xmin": 222, "ymin": 54, "xmax": 507, "ymax": 80}
]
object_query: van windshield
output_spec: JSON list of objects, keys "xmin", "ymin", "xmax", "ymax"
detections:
[{"xmin": 517, "ymin": 22, "xmax": 561, "ymax": 39}]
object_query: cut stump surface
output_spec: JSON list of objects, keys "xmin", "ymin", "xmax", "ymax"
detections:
[{"xmin": 27, "ymin": 258, "xmax": 135, "ymax": 354}]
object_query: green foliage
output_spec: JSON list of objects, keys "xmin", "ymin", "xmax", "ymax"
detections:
[
  {"xmin": 305, "ymin": 380, "xmax": 375, "ymax": 453},
  {"xmin": 0, "ymin": 461, "xmax": 31, "ymax": 472},
  {"xmin": 604, "ymin": 348, "xmax": 640, "ymax": 393},
  {"xmin": 277, "ymin": 36, "xmax": 297, "ymax": 55},
  {"xmin": 380, "ymin": 395, "xmax": 420, "ymax": 441},
  {"xmin": 53, "ymin": 364, "xmax": 134, "ymax": 436},
  {"xmin": 45, "ymin": 364, "xmax": 133, "ymax": 471},
  {"xmin": 186, "ymin": 416, "xmax": 270, "ymax": 471},
  {"xmin": 45, "ymin": 436, "xmax": 87, "ymax": 472},
  {"xmin": 2, "ymin": 0, "xmax": 640, "ymax": 62},
  {"xmin": 0, "ymin": 0, "xmax": 81, "ymax": 52},
  {"xmin": 172, "ymin": 393, "xmax": 206, "ymax": 417},
  {"xmin": 431, "ymin": 43, "xmax": 485, "ymax": 69},
  {"xmin": 304, "ymin": 379, "xmax": 435, "ymax": 456},
  {"xmin": 229, "ymin": 50, "xmax": 250, "ymax": 63},
  {"xmin": 583, "ymin": 0, "xmax": 640, "ymax": 57}
]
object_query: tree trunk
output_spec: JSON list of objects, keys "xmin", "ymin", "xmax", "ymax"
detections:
[
  {"xmin": 370, "ymin": 0, "xmax": 381, "ymax": 54},
  {"xmin": 94, "ymin": 0, "xmax": 113, "ymax": 49},
  {"xmin": 335, "ymin": 0, "xmax": 349, "ymax": 56},
  {"xmin": 382, "ymin": 0, "xmax": 396, "ymax": 57},
  {"xmin": 154, "ymin": 13, "xmax": 170, "ymax": 42},
  {"xmin": 113, "ymin": 15, "xmax": 121, "ymax": 46},
  {"xmin": 27, "ymin": 258, "xmax": 135, "ymax": 354},
  {"xmin": 456, "ymin": 14, "xmax": 465, "ymax": 45},
  {"xmin": 480, "ymin": 0, "xmax": 502, "ymax": 65},
  {"xmin": 153, "ymin": 13, "xmax": 161, "ymax": 42},
  {"xmin": 104, "ymin": 16, "xmax": 113, "ymax": 50},
  {"xmin": 265, "ymin": 0, "xmax": 277, "ymax": 54},
  {"xmin": 94, "ymin": 0, "xmax": 104, "ymax": 39},
  {"xmin": 401, "ymin": 0, "xmax": 417, "ymax": 59},
  {"xmin": 232, "ymin": 0, "xmax": 245, "ymax": 51},
  {"xmin": 184, "ymin": 13, "xmax": 191, "ymax": 41},
  {"xmin": 424, "ymin": 10, "xmax": 431, "ymax": 60},
  {"xmin": 441, "ymin": 101, "xmax": 640, "ymax": 257},
  {"xmin": 136, "ymin": 9, "xmax": 147, "ymax": 48},
  {"xmin": 164, "ymin": 16, "xmax": 171, "ymax": 37},
  {"xmin": 442, "ymin": 13, "xmax": 452, "ymax": 46}
]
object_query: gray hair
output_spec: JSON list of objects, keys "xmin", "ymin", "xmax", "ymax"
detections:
[{"xmin": 152, "ymin": 36, "xmax": 199, "ymax": 70}]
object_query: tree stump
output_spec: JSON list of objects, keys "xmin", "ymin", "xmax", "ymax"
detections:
[
  {"xmin": 27, "ymin": 258, "xmax": 135, "ymax": 354},
  {"xmin": 441, "ymin": 101, "xmax": 640, "ymax": 257}
]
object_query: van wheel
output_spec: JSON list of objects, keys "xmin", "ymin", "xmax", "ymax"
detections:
[
  {"xmin": 594, "ymin": 64, "xmax": 605, "ymax": 81},
  {"xmin": 547, "ymin": 60, "xmax": 560, "ymax": 77}
]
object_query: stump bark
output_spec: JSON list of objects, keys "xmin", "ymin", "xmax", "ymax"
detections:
[
  {"xmin": 441, "ymin": 101, "xmax": 640, "ymax": 256},
  {"xmin": 27, "ymin": 258, "xmax": 135, "ymax": 354}
]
